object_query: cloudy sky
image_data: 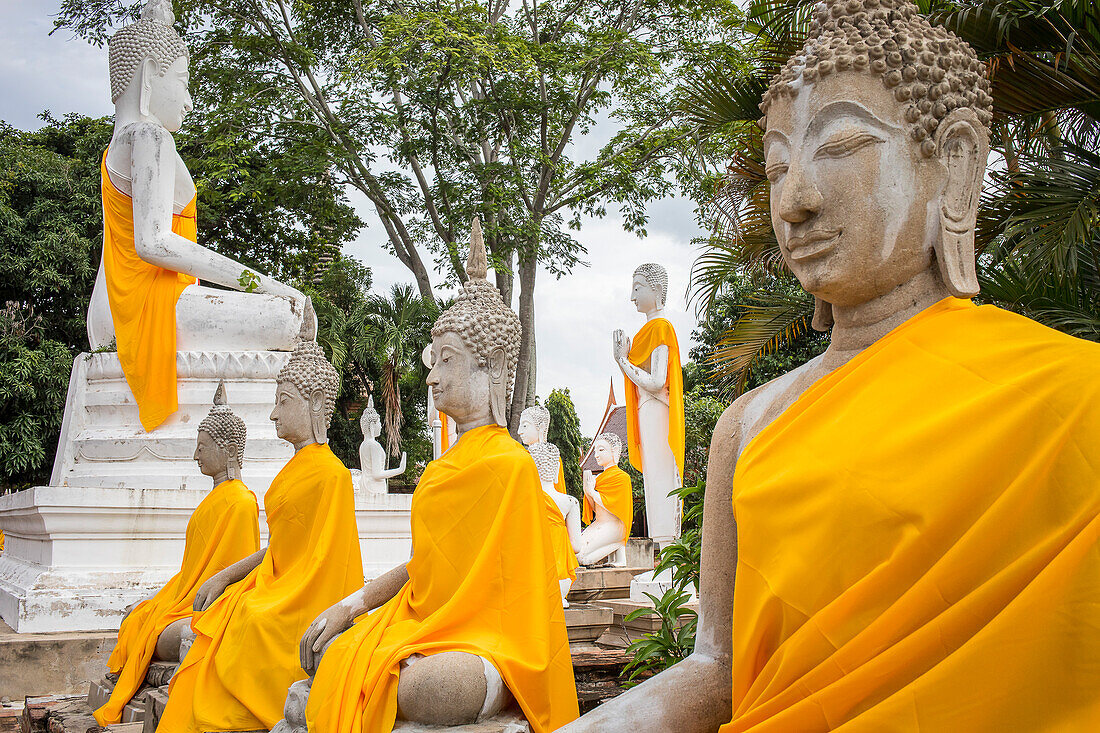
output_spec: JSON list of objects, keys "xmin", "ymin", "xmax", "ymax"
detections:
[{"xmin": 1, "ymin": 0, "xmax": 707, "ymax": 436}]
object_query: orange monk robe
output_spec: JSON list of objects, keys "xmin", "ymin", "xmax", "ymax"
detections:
[
  {"xmin": 160, "ymin": 444, "xmax": 363, "ymax": 733},
  {"xmin": 543, "ymin": 488, "xmax": 579, "ymax": 584},
  {"xmin": 582, "ymin": 464, "xmax": 633, "ymax": 541},
  {"xmin": 305, "ymin": 425, "xmax": 578, "ymax": 733},
  {"xmin": 722, "ymin": 298, "xmax": 1100, "ymax": 732},
  {"xmin": 439, "ymin": 410, "xmax": 450, "ymax": 453},
  {"xmin": 93, "ymin": 480, "xmax": 259, "ymax": 725},
  {"xmin": 624, "ymin": 318, "xmax": 685, "ymax": 480},
  {"xmin": 100, "ymin": 152, "xmax": 197, "ymax": 431}
]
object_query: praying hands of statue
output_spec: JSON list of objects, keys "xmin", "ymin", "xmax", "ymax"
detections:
[{"xmin": 613, "ymin": 329, "xmax": 631, "ymax": 366}]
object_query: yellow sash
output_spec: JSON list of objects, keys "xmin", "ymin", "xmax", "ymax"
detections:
[
  {"xmin": 722, "ymin": 298, "xmax": 1100, "ymax": 731},
  {"xmin": 93, "ymin": 480, "xmax": 259, "ymax": 725},
  {"xmin": 554, "ymin": 458, "xmax": 567, "ymax": 494},
  {"xmin": 624, "ymin": 318, "xmax": 685, "ymax": 479},
  {"xmin": 306, "ymin": 425, "xmax": 578, "ymax": 733},
  {"xmin": 161, "ymin": 444, "xmax": 363, "ymax": 733},
  {"xmin": 544, "ymin": 488, "xmax": 579, "ymax": 583},
  {"xmin": 582, "ymin": 464, "xmax": 634, "ymax": 541},
  {"xmin": 100, "ymin": 152, "xmax": 197, "ymax": 431}
]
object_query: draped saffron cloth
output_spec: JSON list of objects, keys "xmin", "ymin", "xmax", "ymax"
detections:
[
  {"xmin": 100, "ymin": 152, "xmax": 197, "ymax": 431},
  {"xmin": 160, "ymin": 444, "xmax": 363, "ymax": 733},
  {"xmin": 555, "ymin": 458, "xmax": 567, "ymax": 494},
  {"xmin": 582, "ymin": 464, "xmax": 633, "ymax": 542},
  {"xmin": 722, "ymin": 297, "xmax": 1100, "ymax": 732},
  {"xmin": 306, "ymin": 425, "xmax": 578, "ymax": 733},
  {"xmin": 624, "ymin": 318, "xmax": 685, "ymax": 479},
  {"xmin": 93, "ymin": 479, "xmax": 259, "ymax": 725},
  {"xmin": 544, "ymin": 488, "xmax": 579, "ymax": 583}
]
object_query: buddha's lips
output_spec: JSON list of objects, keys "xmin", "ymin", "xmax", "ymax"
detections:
[{"xmin": 787, "ymin": 229, "xmax": 841, "ymax": 261}]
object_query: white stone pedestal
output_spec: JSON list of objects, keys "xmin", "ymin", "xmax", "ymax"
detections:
[{"xmin": 0, "ymin": 350, "xmax": 413, "ymax": 633}]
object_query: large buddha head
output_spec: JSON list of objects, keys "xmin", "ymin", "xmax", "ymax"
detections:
[
  {"xmin": 428, "ymin": 218, "xmax": 522, "ymax": 428},
  {"xmin": 109, "ymin": 0, "xmax": 192, "ymax": 132},
  {"xmin": 271, "ymin": 299, "xmax": 340, "ymax": 449},
  {"xmin": 518, "ymin": 405, "xmax": 551, "ymax": 447},
  {"xmin": 759, "ymin": 0, "xmax": 992, "ymax": 328},
  {"xmin": 631, "ymin": 263, "xmax": 668, "ymax": 314}
]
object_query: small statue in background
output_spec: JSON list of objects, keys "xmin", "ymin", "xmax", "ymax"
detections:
[
  {"xmin": 578, "ymin": 433, "xmax": 633, "ymax": 566},
  {"xmin": 612, "ymin": 263, "xmax": 684, "ymax": 550},
  {"xmin": 520, "ymin": 405, "xmax": 582, "ymax": 606},
  {"xmin": 93, "ymin": 382, "xmax": 260, "ymax": 725},
  {"xmin": 358, "ymin": 396, "xmax": 406, "ymax": 493}
]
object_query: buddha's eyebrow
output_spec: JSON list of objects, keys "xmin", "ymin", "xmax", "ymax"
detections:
[
  {"xmin": 763, "ymin": 129, "xmax": 789, "ymax": 150},
  {"xmin": 809, "ymin": 100, "xmax": 899, "ymax": 136}
]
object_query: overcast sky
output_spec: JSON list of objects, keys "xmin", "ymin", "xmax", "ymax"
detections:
[{"xmin": 1, "ymin": 0, "xmax": 707, "ymax": 437}]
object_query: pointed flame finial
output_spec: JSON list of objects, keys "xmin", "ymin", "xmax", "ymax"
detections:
[
  {"xmin": 367, "ymin": 394, "xmax": 375, "ymax": 409},
  {"xmin": 298, "ymin": 297, "xmax": 317, "ymax": 342},
  {"xmin": 467, "ymin": 217, "xmax": 488, "ymax": 281},
  {"xmin": 213, "ymin": 380, "xmax": 227, "ymax": 407}
]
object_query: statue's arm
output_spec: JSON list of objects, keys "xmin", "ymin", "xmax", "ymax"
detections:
[
  {"xmin": 193, "ymin": 547, "xmax": 267, "ymax": 612},
  {"xmin": 556, "ymin": 406, "xmax": 741, "ymax": 733},
  {"xmin": 377, "ymin": 452, "xmax": 407, "ymax": 479},
  {"xmin": 300, "ymin": 561, "xmax": 410, "ymax": 674},
  {"xmin": 127, "ymin": 124, "xmax": 301, "ymax": 300},
  {"xmin": 617, "ymin": 343, "xmax": 669, "ymax": 393}
]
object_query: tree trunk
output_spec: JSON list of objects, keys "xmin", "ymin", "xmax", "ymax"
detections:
[{"xmin": 508, "ymin": 253, "xmax": 538, "ymax": 433}]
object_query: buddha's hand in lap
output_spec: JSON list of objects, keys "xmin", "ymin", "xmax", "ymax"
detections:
[
  {"xmin": 193, "ymin": 572, "xmax": 231, "ymax": 612},
  {"xmin": 300, "ymin": 602, "xmax": 354, "ymax": 676}
]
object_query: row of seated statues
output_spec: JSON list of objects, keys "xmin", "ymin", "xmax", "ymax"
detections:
[{"xmin": 88, "ymin": 0, "xmax": 1100, "ymax": 730}]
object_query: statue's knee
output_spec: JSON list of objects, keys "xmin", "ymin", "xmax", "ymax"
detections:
[
  {"xmin": 396, "ymin": 652, "xmax": 489, "ymax": 725},
  {"xmin": 154, "ymin": 617, "xmax": 189, "ymax": 662}
]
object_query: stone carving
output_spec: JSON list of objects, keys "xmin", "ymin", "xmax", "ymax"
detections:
[
  {"xmin": 197, "ymin": 381, "xmax": 247, "ymax": 480},
  {"xmin": 612, "ymin": 263, "xmax": 684, "ymax": 548},
  {"xmin": 281, "ymin": 219, "xmax": 576, "ymax": 731},
  {"xmin": 358, "ymin": 396, "xmax": 407, "ymax": 494},
  {"xmin": 520, "ymin": 405, "xmax": 582, "ymax": 606},
  {"xmin": 577, "ymin": 433, "xmax": 631, "ymax": 566},
  {"xmin": 89, "ymin": 0, "xmax": 305, "ymax": 360},
  {"xmin": 558, "ymin": 1, "xmax": 996, "ymax": 730}
]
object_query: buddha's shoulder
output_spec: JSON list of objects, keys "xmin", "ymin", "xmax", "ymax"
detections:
[
  {"xmin": 714, "ymin": 354, "xmax": 828, "ymax": 459},
  {"xmin": 113, "ymin": 120, "xmax": 176, "ymax": 148},
  {"xmin": 469, "ymin": 432, "xmax": 537, "ymax": 474}
]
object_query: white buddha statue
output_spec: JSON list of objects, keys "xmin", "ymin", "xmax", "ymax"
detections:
[
  {"xmin": 358, "ymin": 396, "xmax": 407, "ymax": 493},
  {"xmin": 89, "ymin": 0, "xmax": 306, "ymax": 430},
  {"xmin": 577, "ymin": 433, "xmax": 633, "ymax": 566},
  {"xmin": 519, "ymin": 406, "xmax": 582, "ymax": 606},
  {"xmin": 612, "ymin": 264, "xmax": 685, "ymax": 548}
]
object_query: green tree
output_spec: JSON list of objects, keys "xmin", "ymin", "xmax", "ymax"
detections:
[
  {"xmin": 56, "ymin": 0, "xmax": 744, "ymax": 430},
  {"xmin": 545, "ymin": 388, "xmax": 584, "ymax": 499}
]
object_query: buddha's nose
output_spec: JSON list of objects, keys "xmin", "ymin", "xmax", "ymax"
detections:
[{"xmin": 778, "ymin": 161, "xmax": 823, "ymax": 224}]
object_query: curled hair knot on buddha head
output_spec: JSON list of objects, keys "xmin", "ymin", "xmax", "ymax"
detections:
[
  {"xmin": 521, "ymin": 404, "xmax": 551, "ymax": 442},
  {"xmin": 431, "ymin": 218, "xmax": 523, "ymax": 418},
  {"xmin": 198, "ymin": 381, "xmax": 246, "ymax": 468},
  {"xmin": 759, "ymin": 0, "xmax": 993, "ymax": 157},
  {"xmin": 596, "ymin": 432, "xmax": 623, "ymax": 463},
  {"xmin": 529, "ymin": 441, "xmax": 561, "ymax": 483},
  {"xmin": 108, "ymin": 0, "xmax": 189, "ymax": 103},
  {"xmin": 276, "ymin": 299, "xmax": 340, "ymax": 429},
  {"xmin": 360, "ymin": 395, "xmax": 382, "ymax": 436},
  {"xmin": 633, "ymin": 263, "xmax": 669, "ymax": 308}
]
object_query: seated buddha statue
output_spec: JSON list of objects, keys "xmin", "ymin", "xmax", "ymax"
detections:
[
  {"xmin": 282, "ymin": 219, "xmax": 578, "ymax": 733},
  {"xmin": 520, "ymin": 405, "xmax": 582, "ymax": 607},
  {"xmin": 561, "ymin": 1, "xmax": 1100, "ymax": 731},
  {"xmin": 358, "ymin": 395, "xmax": 407, "ymax": 493},
  {"xmin": 90, "ymin": 0, "xmax": 306, "ymax": 431},
  {"xmin": 158, "ymin": 304, "xmax": 364, "ymax": 733},
  {"xmin": 577, "ymin": 433, "xmax": 633, "ymax": 566},
  {"xmin": 93, "ymin": 382, "xmax": 260, "ymax": 725}
]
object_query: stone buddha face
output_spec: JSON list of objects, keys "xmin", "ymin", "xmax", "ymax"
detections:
[
  {"xmin": 140, "ymin": 54, "xmax": 193, "ymax": 133},
  {"xmin": 765, "ymin": 70, "xmax": 985, "ymax": 310},
  {"xmin": 631, "ymin": 275, "xmax": 661, "ymax": 314},
  {"xmin": 426, "ymin": 331, "xmax": 504, "ymax": 427},
  {"xmin": 593, "ymin": 439, "xmax": 617, "ymax": 470},
  {"xmin": 270, "ymin": 381, "xmax": 325, "ymax": 448},
  {"xmin": 194, "ymin": 430, "xmax": 230, "ymax": 479}
]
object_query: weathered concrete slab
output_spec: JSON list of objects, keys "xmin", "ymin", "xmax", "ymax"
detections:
[
  {"xmin": 392, "ymin": 709, "xmax": 531, "ymax": 732},
  {"xmin": 0, "ymin": 631, "xmax": 114, "ymax": 698},
  {"xmin": 567, "ymin": 567, "xmax": 648, "ymax": 603},
  {"xmin": 564, "ymin": 603, "xmax": 614, "ymax": 643}
]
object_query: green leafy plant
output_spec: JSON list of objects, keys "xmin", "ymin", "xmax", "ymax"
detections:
[
  {"xmin": 622, "ymin": 481, "xmax": 706, "ymax": 681},
  {"xmin": 237, "ymin": 269, "xmax": 260, "ymax": 293}
]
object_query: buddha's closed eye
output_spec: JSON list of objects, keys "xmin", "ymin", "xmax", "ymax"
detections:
[{"xmin": 814, "ymin": 131, "xmax": 883, "ymax": 159}]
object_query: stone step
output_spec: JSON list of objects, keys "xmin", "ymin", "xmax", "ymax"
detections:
[
  {"xmin": 563, "ymin": 603, "xmax": 613, "ymax": 643},
  {"xmin": 393, "ymin": 710, "xmax": 530, "ymax": 732},
  {"xmin": 0, "ymin": 631, "xmax": 115, "ymax": 699},
  {"xmin": 566, "ymin": 567, "xmax": 649, "ymax": 603}
]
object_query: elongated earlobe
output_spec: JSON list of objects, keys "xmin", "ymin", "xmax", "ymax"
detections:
[
  {"xmin": 934, "ymin": 108, "xmax": 987, "ymax": 298},
  {"xmin": 488, "ymin": 348, "xmax": 508, "ymax": 428},
  {"xmin": 138, "ymin": 58, "xmax": 156, "ymax": 117}
]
